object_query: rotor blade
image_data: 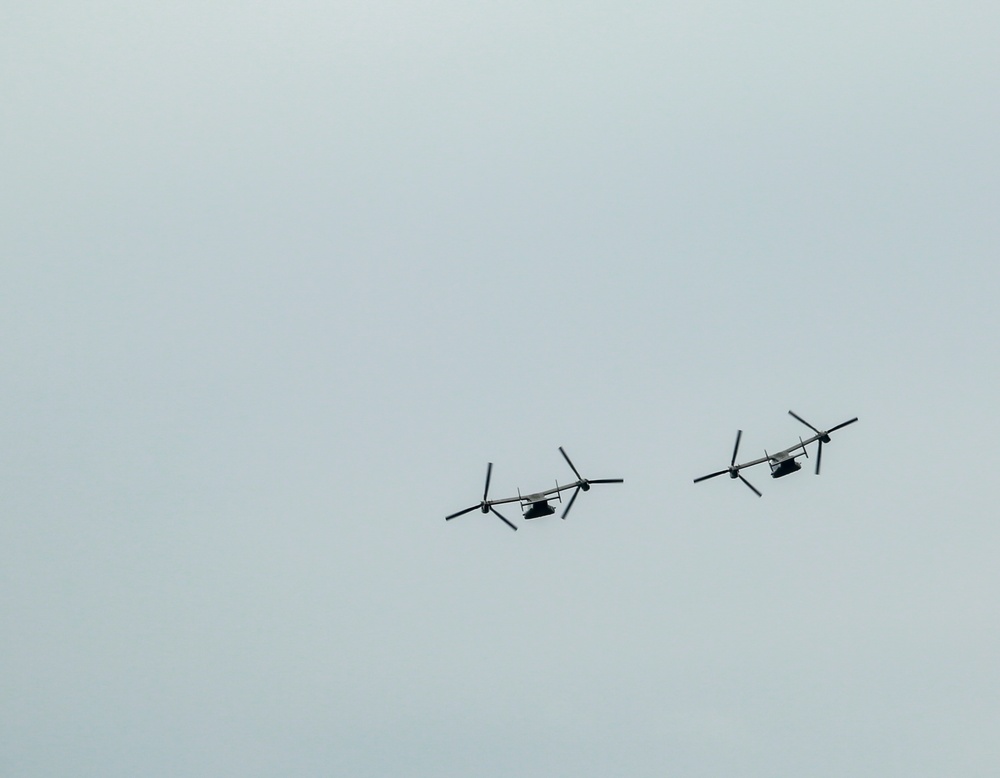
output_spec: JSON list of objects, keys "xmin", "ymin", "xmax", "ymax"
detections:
[
  {"xmin": 445, "ymin": 505, "xmax": 479, "ymax": 521},
  {"xmin": 730, "ymin": 430, "xmax": 743, "ymax": 467},
  {"xmin": 815, "ymin": 440, "xmax": 823, "ymax": 475},
  {"xmin": 489, "ymin": 505, "xmax": 517, "ymax": 531},
  {"xmin": 587, "ymin": 478, "xmax": 624, "ymax": 484},
  {"xmin": 788, "ymin": 410, "xmax": 821, "ymax": 435},
  {"xmin": 738, "ymin": 474, "xmax": 762, "ymax": 497},
  {"xmin": 694, "ymin": 470, "xmax": 729, "ymax": 483},
  {"xmin": 483, "ymin": 462, "xmax": 493, "ymax": 502},
  {"xmin": 558, "ymin": 446, "xmax": 584, "ymax": 481},
  {"xmin": 827, "ymin": 417, "xmax": 859, "ymax": 434},
  {"xmin": 561, "ymin": 486, "xmax": 581, "ymax": 519}
]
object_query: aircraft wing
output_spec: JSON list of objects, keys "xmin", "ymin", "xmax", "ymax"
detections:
[
  {"xmin": 739, "ymin": 436, "xmax": 818, "ymax": 466},
  {"xmin": 520, "ymin": 480, "xmax": 585, "ymax": 501},
  {"xmin": 771, "ymin": 435, "xmax": 820, "ymax": 459},
  {"xmin": 733, "ymin": 454, "xmax": 771, "ymax": 470},
  {"xmin": 486, "ymin": 493, "xmax": 530, "ymax": 507}
]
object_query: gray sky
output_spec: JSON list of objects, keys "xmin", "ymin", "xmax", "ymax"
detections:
[{"xmin": 3, "ymin": 2, "xmax": 1000, "ymax": 775}]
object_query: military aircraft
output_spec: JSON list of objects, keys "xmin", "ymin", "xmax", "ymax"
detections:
[
  {"xmin": 694, "ymin": 411, "xmax": 858, "ymax": 497},
  {"xmin": 445, "ymin": 447, "xmax": 624, "ymax": 531}
]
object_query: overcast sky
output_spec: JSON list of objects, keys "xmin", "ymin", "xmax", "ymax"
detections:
[{"xmin": 3, "ymin": 2, "xmax": 1000, "ymax": 776}]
